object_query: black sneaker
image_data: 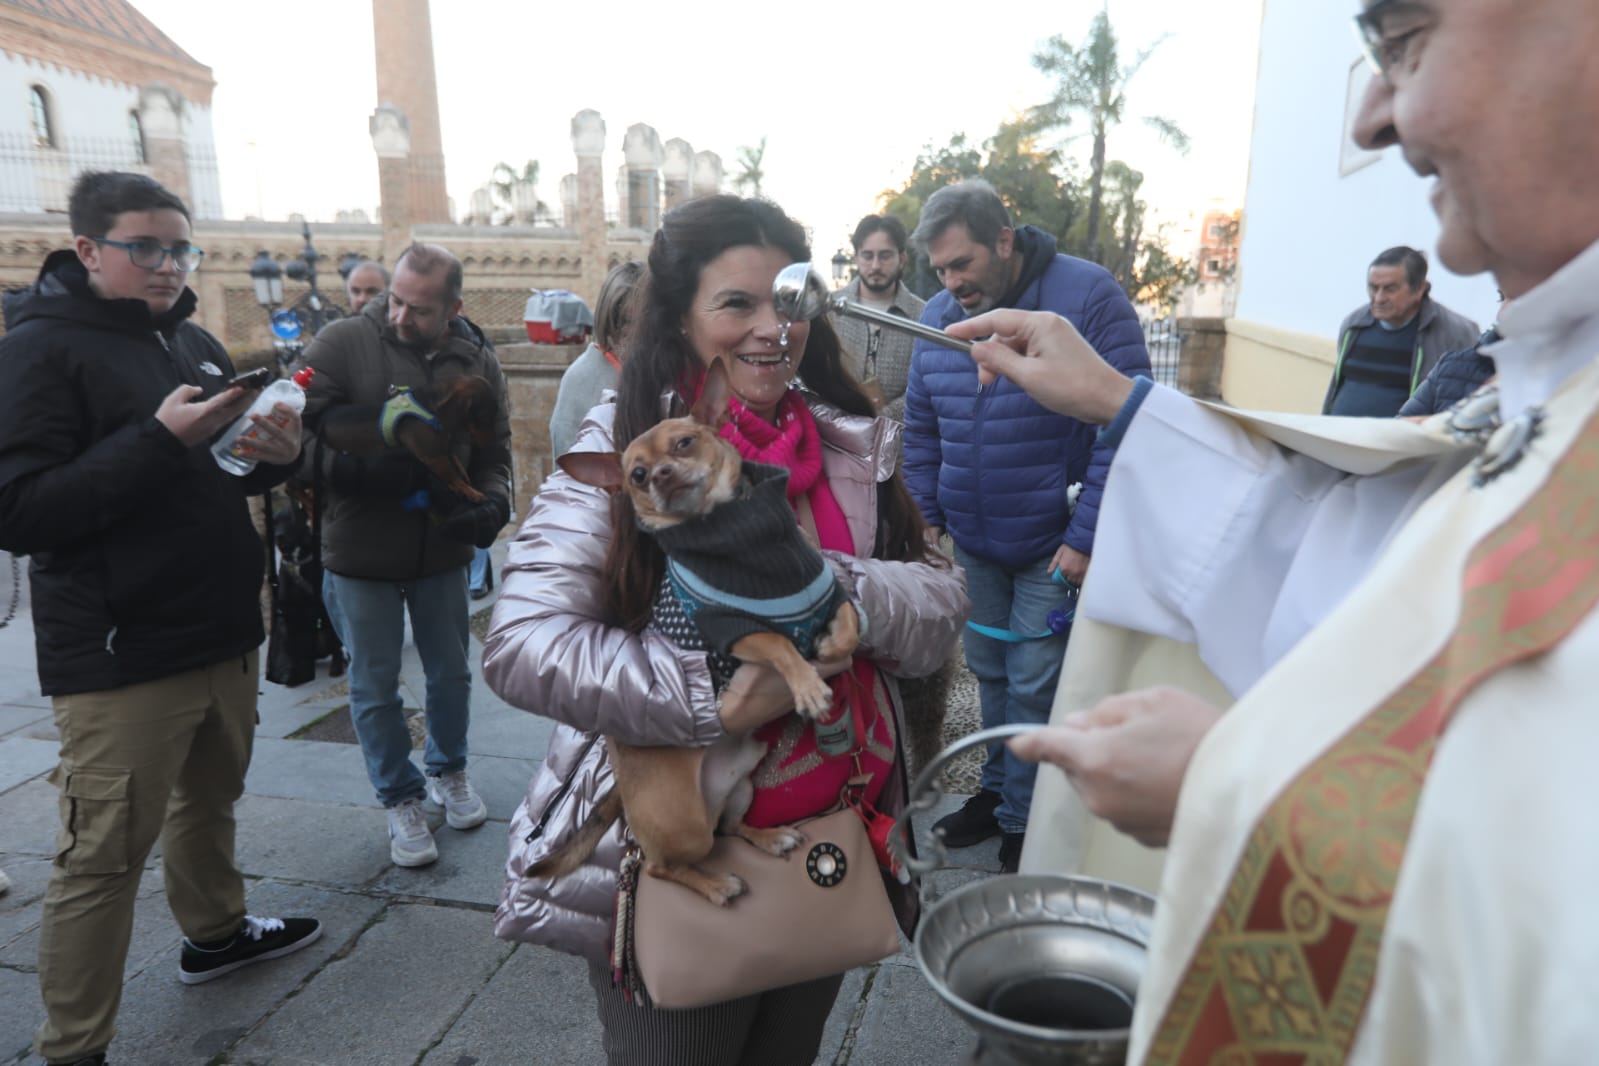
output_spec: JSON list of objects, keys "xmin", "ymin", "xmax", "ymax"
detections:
[
  {"xmin": 998, "ymin": 832, "xmax": 1024, "ymax": 873},
  {"xmin": 50, "ymin": 1057, "xmax": 106, "ymax": 1066},
  {"xmin": 932, "ymin": 790, "xmax": 1002, "ymax": 848},
  {"xmin": 179, "ymin": 915, "xmax": 322, "ymax": 985}
]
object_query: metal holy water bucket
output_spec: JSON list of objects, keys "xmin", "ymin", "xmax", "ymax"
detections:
[{"xmin": 894, "ymin": 725, "xmax": 1157, "ymax": 1066}]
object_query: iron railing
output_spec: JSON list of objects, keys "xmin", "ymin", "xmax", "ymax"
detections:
[
  {"xmin": 1143, "ymin": 318, "xmax": 1184, "ymax": 388},
  {"xmin": 0, "ymin": 134, "xmax": 222, "ymax": 218}
]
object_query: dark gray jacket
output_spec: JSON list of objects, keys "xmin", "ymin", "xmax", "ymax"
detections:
[
  {"xmin": 1324, "ymin": 295, "xmax": 1480, "ymax": 414},
  {"xmin": 831, "ymin": 277, "xmax": 926, "ymax": 422},
  {"xmin": 299, "ymin": 297, "xmax": 512, "ymax": 580}
]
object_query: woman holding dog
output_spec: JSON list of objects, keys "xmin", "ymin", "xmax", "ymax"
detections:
[{"xmin": 484, "ymin": 195, "xmax": 968, "ymax": 1065}]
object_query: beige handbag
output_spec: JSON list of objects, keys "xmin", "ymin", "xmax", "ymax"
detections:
[{"xmin": 616, "ymin": 806, "xmax": 902, "ymax": 1010}]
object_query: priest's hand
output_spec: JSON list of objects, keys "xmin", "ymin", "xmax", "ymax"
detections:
[
  {"xmin": 945, "ymin": 308, "xmax": 1135, "ymax": 426},
  {"xmin": 1007, "ymin": 686, "xmax": 1223, "ymax": 847}
]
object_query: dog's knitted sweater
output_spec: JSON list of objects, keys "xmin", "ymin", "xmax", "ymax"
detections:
[{"xmin": 649, "ymin": 460, "xmax": 845, "ymax": 657}]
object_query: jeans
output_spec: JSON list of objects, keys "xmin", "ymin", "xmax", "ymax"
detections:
[
  {"xmin": 953, "ymin": 545, "xmax": 1070, "ymax": 834},
  {"xmin": 468, "ymin": 546, "xmax": 491, "ymax": 594},
  {"xmin": 322, "ymin": 568, "xmax": 472, "ymax": 808}
]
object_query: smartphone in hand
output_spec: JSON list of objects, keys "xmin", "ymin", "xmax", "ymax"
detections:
[{"xmin": 227, "ymin": 368, "xmax": 273, "ymax": 391}]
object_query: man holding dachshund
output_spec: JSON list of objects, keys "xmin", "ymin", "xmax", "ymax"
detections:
[{"xmin": 299, "ymin": 243, "xmax": 512, "ymax": 868}]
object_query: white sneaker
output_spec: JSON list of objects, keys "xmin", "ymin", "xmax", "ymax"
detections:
[
  {"xmin": 387, "ymin": 798, "xmax": 438, "ymax": 867},
  {"xmin": 426, "ymin": 769, "xmax": 488, "ymax": 830}
]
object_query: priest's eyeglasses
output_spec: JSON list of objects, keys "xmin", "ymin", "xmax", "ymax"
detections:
[
  {"xmin": 1353, "ymin": 0, "xmax": 1429, "ymax": 81},
  {"xmin": 93, "ymin": 238, "xmax": 206, "ymax": 272}
]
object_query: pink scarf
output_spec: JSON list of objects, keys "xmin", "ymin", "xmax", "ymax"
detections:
[
  {"xmin": 718, "ymin": 389, "xmax": 853, "ymax": 553},
  {"xmin": 716, "ymin": 391, "xmax": 890, "ymax": 828}
]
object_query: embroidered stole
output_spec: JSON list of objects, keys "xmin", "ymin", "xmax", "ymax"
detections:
[{"xmin": 1147, "ymin": 404, "xmax": 1599, "ymax": 1064}]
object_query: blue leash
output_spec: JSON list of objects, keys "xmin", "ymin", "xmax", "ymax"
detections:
[{"xmin": 965, "ymin": 570, "xmax": 1080, "ymax": 643}]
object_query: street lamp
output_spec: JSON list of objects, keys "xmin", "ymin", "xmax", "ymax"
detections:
[
  {"xmin": 831, "ymin": 248, "xmax": 851, "ymax": 287},
  {"xmin": 250, "ymin": 223, "xmax": 351, "ymax": 370},
  {"xmin": 282, "ymin": 221, "xmax": 329, "ymax": 334},
  {"xmin": 249, "ymin": 250, "xmax": 283, "ymax": 307}
]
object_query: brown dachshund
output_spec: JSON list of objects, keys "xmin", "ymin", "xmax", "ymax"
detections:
[{"xmin": 323, "ymin": 374, "xmax": 496, "ymax": 502}]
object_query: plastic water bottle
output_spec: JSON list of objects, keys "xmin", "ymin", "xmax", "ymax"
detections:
[{"xmin": 212, "ymin": 367, "xmax": 315, "ymax": 475}]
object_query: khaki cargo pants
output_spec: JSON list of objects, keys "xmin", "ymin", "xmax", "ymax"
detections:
[{"xmin": 35, "ymin": 652, "xmax": 258, "ymax": 1063}]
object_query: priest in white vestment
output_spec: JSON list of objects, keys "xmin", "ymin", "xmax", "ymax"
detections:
[{"xmin": 937, "ymin": 1, "xmax": 1599, "ymax": 1062}]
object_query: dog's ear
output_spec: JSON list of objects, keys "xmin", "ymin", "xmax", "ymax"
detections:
[
  {"xmin": 432, "ymin": 375, "xmax": 487, "ymax": 419},
  {"xmin": 690, "ymin": 357, "xmax": 732, "ymax": 429},
  {"xmin": 558, "ymin": 451, "xmax": 624, "ymax": 493}
]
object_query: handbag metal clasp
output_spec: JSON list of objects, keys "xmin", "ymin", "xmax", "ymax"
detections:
[{"xmin": 805, "ymin": 841, "xmax": 847, "ymax": 887}]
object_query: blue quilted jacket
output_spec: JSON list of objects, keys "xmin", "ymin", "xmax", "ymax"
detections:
[{"xmin": 903, "ymin": 228, "xmax": 1150, "ymax": 568}]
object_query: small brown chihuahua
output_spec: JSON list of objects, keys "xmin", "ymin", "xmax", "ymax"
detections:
[{"xmin": 536, "ymin": 357, "xmax": 860, "ymax": 906}]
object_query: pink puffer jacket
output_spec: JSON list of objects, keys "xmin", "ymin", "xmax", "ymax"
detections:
[{"xmin": 483, "ymin": 396, "xmax": 969, "ymax": 965}]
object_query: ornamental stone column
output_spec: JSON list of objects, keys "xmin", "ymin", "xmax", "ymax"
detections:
[
  {"xmin": 692, "ymin": 150, "xmax": 724, "ymax": 198},
  {"xmin": 370, "ymin": 105, "xmax": 412, "ymax": 266},
  {"xmin": 623, "ymin": 123, "xmax": 663, "ymax": 232},
  {"xmin": 572, "ymin": 109, "xmax": 607, "ymax": 306},
  {"xmin": 137, "ymin": 85, "xmax": 191, "ymax": 204},
  {"xmin": 662, "ymin": 138, "xmax": 694, "ymax": 211}
]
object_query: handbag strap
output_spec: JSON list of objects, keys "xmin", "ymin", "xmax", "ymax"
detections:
[
  {"xmin": 611, "ymin": 845, "xmax": 645, "ymax": 1003},
  {"xmin": 262, "ymin": 487, "xmax": 280, "ymax": 608}
]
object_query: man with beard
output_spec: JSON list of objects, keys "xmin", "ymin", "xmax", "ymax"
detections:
[
  {"xmin": 832, "ymin": 214, "xmax": 925, "ymax": 420},
  {"xmin": 903, "ymin": 179, "xmax": 1149, "ymax": 872},
  {"xmin": 298, "ymin": 243, "xmax": 511, "ymax": 868}
]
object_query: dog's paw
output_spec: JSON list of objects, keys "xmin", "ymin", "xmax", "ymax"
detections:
[
  {"xmin": 814, "ymin": 632, "xmax": 858, "ymax": 663},
  {"xmin": 739, "ymin": 824, "xmax": 807, "ymax": 857},
  {"xmin": 767, "ymin": 826, "xmax": 806, "ymax": 856},
  {"xmin": 815, "ymin": 603, "xmax": 860, "ymax": 662},
  {"xmin": 708, "ymin": 874, "xmax": 748, "ymax": 907},
  {"xmin": 793, "ymin": 672, "xmax": 834, "ymax": 719}
]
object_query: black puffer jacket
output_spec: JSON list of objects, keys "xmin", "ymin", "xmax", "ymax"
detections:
[{"xmin": 0, "ymin": 250, "xmax": 290, "ymax": 695}]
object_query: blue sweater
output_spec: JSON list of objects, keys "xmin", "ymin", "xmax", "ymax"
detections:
[{"xmin": 903, "ymin": 229, "xmax": 1150, "ymax": 568}]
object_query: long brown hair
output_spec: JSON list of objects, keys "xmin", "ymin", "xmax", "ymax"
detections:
[{"xmin": 602, "ymin": 195, "xmax": 939, "ymax": 631}]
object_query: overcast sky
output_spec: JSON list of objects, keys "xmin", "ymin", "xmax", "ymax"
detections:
[{"xmin": 132, "ymin": 0, "xmax": 1263, "ymax": 254}]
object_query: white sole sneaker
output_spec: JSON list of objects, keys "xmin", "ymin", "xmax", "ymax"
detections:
[
  {"xmin": 387, "ymin": 801, "xmax": 439, "ymax": 867},
  {"xmin": 426, "ymin": 774, "xmax": 488, "ymax": 830},
  {"xmin": 390, "ymin": 835, "xmax": 439, "ymax": 867}
]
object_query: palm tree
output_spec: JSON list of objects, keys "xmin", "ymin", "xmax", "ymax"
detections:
[
  {"xmin": 1030, "ymin": 9, "xmax": 1190, "ymax": 261},
  {"xmin": 734, "ymin": 138, "xmax": 767, "ymax": 198},
  {"xmin": 490, "ymin": 160, "xmax": 548, "ymax": 225}
]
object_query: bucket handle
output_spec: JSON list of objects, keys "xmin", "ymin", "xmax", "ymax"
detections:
[{"xmin": 893, "ymin": 724, "xmax": 1045, "ymax": 886}]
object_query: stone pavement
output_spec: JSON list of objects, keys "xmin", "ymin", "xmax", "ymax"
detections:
[{"xmin": 0, "ymin": 546, "xmax": 1007, "ymax": 1066}]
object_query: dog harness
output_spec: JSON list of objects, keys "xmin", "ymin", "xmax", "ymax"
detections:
[{"xmin": 379, "ymin": 386, "xmax": 442, "ymax": 447}]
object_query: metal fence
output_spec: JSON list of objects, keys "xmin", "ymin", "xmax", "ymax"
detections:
[
  {"xmin": 1144, "ymin": 318, "xmax": 1184, "ymax": 388},
  {"xmin": 0, "ymin": 134, "xmax": 222, "ymax": 217}
]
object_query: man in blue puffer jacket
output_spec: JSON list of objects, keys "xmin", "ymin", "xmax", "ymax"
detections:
[{"xmin": 903, "ymin": 180, "xmax": 1150, "ymax": 871}]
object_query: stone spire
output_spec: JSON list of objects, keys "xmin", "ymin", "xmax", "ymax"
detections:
[{"xmin": 372, "ymin": 0, "xmax": 449, "ymax": 223}]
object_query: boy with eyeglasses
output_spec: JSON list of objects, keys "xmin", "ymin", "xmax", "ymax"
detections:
[{"xmin": 0, "ymin": 171, "xmax": 321, "ymax": 1066}]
